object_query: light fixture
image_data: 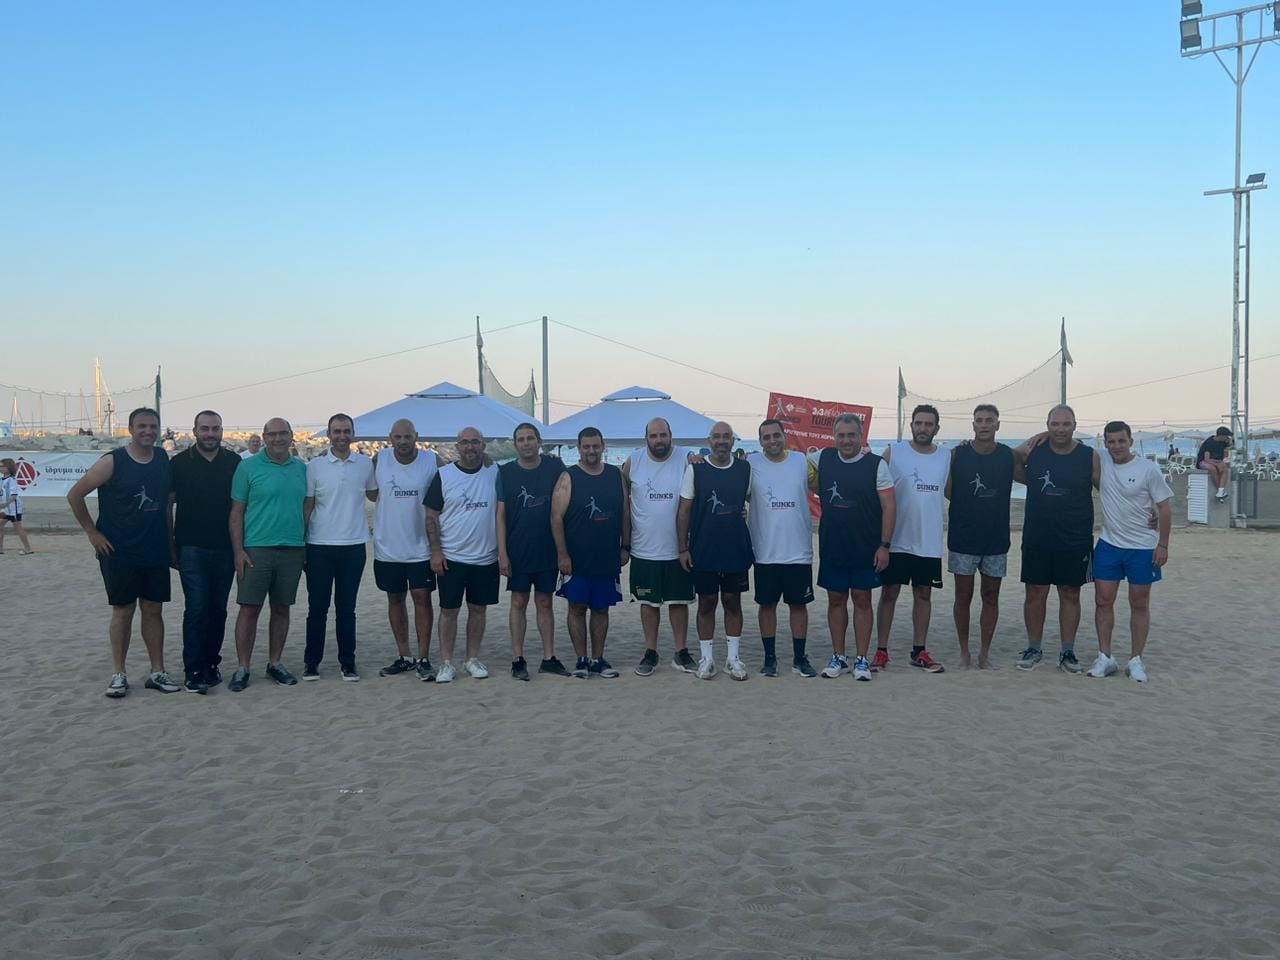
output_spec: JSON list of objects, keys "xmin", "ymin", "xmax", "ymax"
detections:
[
  {"xmin": 1181, "ymin": 1, "xmax": 1203, "ymax": 16},
  {"xmin": 1181, "ymin": 18, "xmax": 1202, "ymax": 50},
  {"xmin": 1246, "ymin": 172, "xmax": 1266, "ymax": 185}
]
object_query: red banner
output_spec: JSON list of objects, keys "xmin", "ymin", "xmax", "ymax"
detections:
[{"xmin": 766, "ymin": 393, "xmax": 874, "ymax": 517}]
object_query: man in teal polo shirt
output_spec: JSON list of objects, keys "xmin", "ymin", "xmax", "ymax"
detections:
[{"xmin": 228, "ymin": 417, "xmax": 308, "ymax": 691}]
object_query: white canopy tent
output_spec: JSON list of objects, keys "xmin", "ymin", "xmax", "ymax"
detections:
[
  {"xmin": 543, "ymin": 386, "xmax": 719, "ymax": 446},
  {"xmin": 353, "ymin": 381, "xmax": 542, "ymax": 442}
]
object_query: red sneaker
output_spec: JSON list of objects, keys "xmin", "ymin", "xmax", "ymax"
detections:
[
  {"xmin": 910, "ymin": 649, "xmax": 945, "ymax": 673},
  {"xmin": 870, "ymin": 648, "xmax": 890, "ymax": 672}
]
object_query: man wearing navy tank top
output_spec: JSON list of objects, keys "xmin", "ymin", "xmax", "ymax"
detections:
[
  {"xmin": 874, "ymin": 405, "xmax": 949, "ymax": 675},
  {"xmin": 1014, "ymin": 404, "xmax": 1100, "ymax": 673},
  {"xmin": 551, "ymin": 427, "xmax": 629, "ymax": 679},
  {"xmin": 68, "ymin": 407, "xmax": 182, "ymax": 699},
  {"xmin": 945, "ymin": 404, "xmax": 1015, "ymax": 669}
]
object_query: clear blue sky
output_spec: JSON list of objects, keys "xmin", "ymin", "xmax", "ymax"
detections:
[{"xmin": 3, "ymin": 1, "xmax": 1277, "ymax": 435}]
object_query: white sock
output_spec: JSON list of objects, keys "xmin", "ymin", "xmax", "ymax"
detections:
[
  {"xmin": 699, "ymin": 640, "xmax": 714, "ymax": 662},
  {"xmin": 1217, "ymin": 487, "xmax": 1227, "ymax": 496},
  {"xmin": 727, "ymin": 636, "xmax": 741, "ymax": 662}
]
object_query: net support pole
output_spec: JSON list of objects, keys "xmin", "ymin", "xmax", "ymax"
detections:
[
  {"xmin": 896, "ymin": 366, "xmax": 904, "ymax": 442},
  {"xmin": 475, "ymin": 317, "xmax": 485, "ymax": 394},
  {"xmin": 155, "ymin": 367, "xmax": 162, "ymax": 425},
  {"xmin": 541, "ymin": 315, "xmax": 550, "ymax": 425}
]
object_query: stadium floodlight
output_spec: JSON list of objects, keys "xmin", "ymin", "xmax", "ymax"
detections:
[
  {"xmin": 1246, "ymin": 171, "xmax": 1266, "ymax": 184},
  {"xmin": 1181, "ymin": 1, "xmax": 1203, "ymax": 16},
  {"xmin": 1181, "ymin": 19, "xmax": 1203, "ymax": 49}
]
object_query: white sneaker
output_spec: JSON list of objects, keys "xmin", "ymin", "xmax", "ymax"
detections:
[
  {"xmin": 696, "ymin": 657, "xmax": 717, "ymax": 680},
  {"xmin": 1126, "ymin": 656, "xmax": 1148, "ymax": 683},
  {"xmin": 1086, "ymin": 654, "xmax": 1119, "ymax": 678},
  {"xmin": 145, "ymin": 671, "xmax": 182, "ymax": 693},
  {"xmin": 726, "ymin": 658, "xmax": 748, "ymax": 681},
  {"xmin": 852, "ymin": 656, "xmax": 872, "ymax": 681},
  {"xmin": 436, "ymin": 661, "xmax": 456, "ymax": 683},
  {"xmin": 105, "ymin": 672, "xmax": 128, "ymax": 698},
  {"xmin": 821, "ymin": 655, "xmax": 848, "ymax": 679},
  {"xmin": 463, "ymin": 658, "xmax": 489, "ymax": 679}
]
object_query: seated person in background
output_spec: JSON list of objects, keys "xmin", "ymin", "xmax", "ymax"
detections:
[{"xmin": 1196, "ymin": 428, "xmax": 1233, "ymax": 503}]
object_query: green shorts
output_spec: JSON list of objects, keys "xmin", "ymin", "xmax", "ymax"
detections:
[
  {"xmin": 629, "ymin": 556, "xmax": 694, "ymax": 606},
  {"xmin": 237, "ymin": 546, "xmax": 305, "ymax": 606}
]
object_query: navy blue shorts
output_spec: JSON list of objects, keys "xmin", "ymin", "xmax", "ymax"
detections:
[
  {"xmin": 556, "ymin": 574, "xmax": 622, "ymax": 609},
  {"xmin": 817, "ymin": 563, "xmax": 881, "ymax": 593},
  {"xmin": 508, "ymin": 568, "xmax": 558, "ymax": 594}
]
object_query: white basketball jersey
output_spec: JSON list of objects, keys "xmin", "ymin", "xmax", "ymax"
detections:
[
  {"xmin": 627, "ymin": 446, "xmax": 690, "ymax": 561},
  {"xmin": 373, "ymin": 451, "xmax": 437, "ymax": 563},
  {"xmin": 747, "ymin": 451, "xmax": 812, "ymax": 565}
]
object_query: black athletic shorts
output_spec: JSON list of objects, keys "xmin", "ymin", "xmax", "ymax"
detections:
[
  {"xmin": 373, "ymin": 559, "xmax": 435, "ymax": 594},
  {"xmin": 753, "ymin": 563, "xmax": 815, "ymax": 606},
  {"xmin": 692, "ymin": 569, "xmax": 750, "ymax": 597},
  {"xmin": 1020, "ymin": 546, "xmax": 1093, "ymax": 587},
  {"xmin": 880, "ymin": 552, "xmax": 944, "ymax": 589},
  {"xmin": 507, "ymin": 568, "xmax": 558, "ymax": 594},
  {"xmin": 99, "ymin": 555, "xmax": 171, "ymax": 606},
  {"xmin": 437, "ymin": 560, "xmax": 500, "ymax": 609}
]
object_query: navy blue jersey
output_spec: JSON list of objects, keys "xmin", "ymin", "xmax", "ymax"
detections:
[
  {"xmin": 816, "ymin": 448, "xmax": 882, "ymax": 570},
  {"xmin": 499, "ymin": 457, "xmax": 564, "ymax": 573},
  {"xmin": 948, "ymin": 443, "xmax": 1014, "ymax": 555},
  {"xmin": 1023, "ymin": 443, "xmax": 1095, "ymax": 552},
  {"xmin": 563, "ymin": 464, "xmax": 625, "ymax": 577},
  {"xmin": 688, "ymin": 459, "xmax": 754, "ymax": 573},
  {"xmin": 97, "ymin": 447, "xmax": 171, "ymax": 566}
]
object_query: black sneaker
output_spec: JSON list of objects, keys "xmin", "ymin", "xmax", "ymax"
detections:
[
  {"xmin": 266, "ymin": 663, "xmax": 298, "ymax": 686},
  {"xmin": 511, "ymin": 657, "xmax": 530, "ymax": 681},
  {"xmin": 590, "ymin": 657, "xmax": 620, "ymax": 678},
  {"xmin": 184, "ymin": 676, "xmax": 209, "ymax": 695},
  {"xmin": 761, "ymin": 655, "xmax": 778, "ymax": 678},
  {"xmin": 634, "ymin": 649, "xmax": 660, "ymax": 677},
  {"xmin": 379, "ymin": 656, "xmax": 415, "ymax": 677},
  {"xmin": 539, "ymin": 657, "xmax": 569, "ymax": 676},
  {"xmin": 340, "ymin": 665, "xmax": 360, "ymax": 682},
  {"xmin": 416, "ymin": 659, "xmax": 437, "ymax": 682},
  {"xmin": 672, "ymin": 648, "xmax": 698, "ymax": 673},
  {"xmin": 206, "ymin": 665, "xmax": 223, "ymax": 687},
  {"xmin": 572, "ymin": 657, "xmax": 591, "ymax": 679},
  {"xmin": 792, "ymin": 656, "xmax": 817, "ymax": 678},
  {"xmin": 228, "ymin": 667, "xmax": 250, "ymax": 692},
  {"xmin": 302, "ymin": 664, "xmax": 320, "ymax": 681}
]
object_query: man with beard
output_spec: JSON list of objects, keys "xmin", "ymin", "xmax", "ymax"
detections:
[
  {"xmin": 621, "ymin": 417, "xmax": 699, "ymax": 677},
  {"xmin": 1015, "ymin": 404, "xmax": 1100, "ymax": 673},
  {"xmin": 808, "ymin": 413, "xmax": 895, "ymax": 681},
  {"xmin": 551, "ymin": 428, "xmax": 628, "ymax": 679},
  {"xmin": 426, "ymin": 427, "xmax": 501, "ymax": 683},
  {"xmin": 167, "ymin": 409, "xmax": 242, "ymax": 692},
  {"xmin": 370, "ymin": 419, "xmax": 443, "ymax": 682},
  {"xmin": 497, "ymin": 421, "xmax": 570, "ymax": 680},
  {"xmin": 873, "ymin": 405, "xmax": 949, "ymax": 675},
  {"xmin": 747, "ymin": 419, "xmax": 813, "ymax": 678},
  {"xmin": 678, "ymin": 421, "xmax": 753, "ymax": 681},
  {"xmin": 945, "ymin": 404, "xmax": 1015, "ymax": 669},
  {"xmin": 302, "ymin": 413, "xmax": 378, "ymax": 682},
  {"xmin": 68, "ymin": 407, "xmax": 181, "ymax": 698}
]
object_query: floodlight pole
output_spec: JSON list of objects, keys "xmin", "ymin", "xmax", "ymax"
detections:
[
  {"xmin": 541, "ymin": 315, "xmax": 550, "ymax": 425},
  {"xmin": 1181, "ymin": 1, "xmax": 1277, "ymax": 520}
]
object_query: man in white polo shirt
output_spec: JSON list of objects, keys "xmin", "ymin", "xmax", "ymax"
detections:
[
  {"xmin": 748, "ymin": 418, "xmax": 814, "ymax": 678},
  {"xmin": 370, "ymin": 418, "xmax": 444, "ymax": 682},
  {"xmin": 302, "ymin": 413, "xmax": 378, "ymax": 681},
  {"xmin": 426, "ymin": 426, "xmax": 500, "ymax": 683}
]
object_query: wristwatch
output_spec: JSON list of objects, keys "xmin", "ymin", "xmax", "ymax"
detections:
[
  {"xmin": 621, "ymin": 543, "xmax": 631, "ymax": 551},
  {"xmin": 880, "ymin": 541, "xmax": 892, "ymax": 549}
]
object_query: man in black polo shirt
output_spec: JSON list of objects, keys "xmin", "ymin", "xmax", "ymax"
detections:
[{"xmin": 167, "ymin": 409, "xmax": 242, "ymax": 693}]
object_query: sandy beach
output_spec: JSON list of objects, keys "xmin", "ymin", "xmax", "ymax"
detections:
[{"xmin": 2, "ymin": 523, "xmax": 1278, "ymax": 960}]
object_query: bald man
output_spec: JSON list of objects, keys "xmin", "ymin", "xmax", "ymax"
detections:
[
  {"xmin": 677, "ymin": 421, "xmax": 754, "ymax": 680},
  {"xmin": 228, "ymin": 417, "xmax": 308, "ymax": 692},
  {"xmin": 370, "ymin": 419, "xmax": 445, "ymax": 681}
]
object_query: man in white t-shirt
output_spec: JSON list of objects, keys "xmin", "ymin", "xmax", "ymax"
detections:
[
  {"xmin": 748, "ymin": 419, "xmax": 813, "ymax": 678},
  {"xmin": 240, "ymin": 434, "xmax": 262, "ymax": 459},
  {"xmin": 369, "ymin": 418, "xmax": 445, "ymax": 682},
  {"xmin": 302, "ymin": 413, "xmax": 378, "ymax": 681},
  {"xmin": 1087, "ymin": 420, "xmax": 1173, "ymax": 683},
  {"xmin": 875, "ymin": 404, "xmax": 949, "ymax": 675},
  {"xmin": 425, "ymin": 426, "xmax": 500, "ymax": 683},
  {"xmin": 621, "ymin": 417, "xmax": 700, "ymax": 677}
]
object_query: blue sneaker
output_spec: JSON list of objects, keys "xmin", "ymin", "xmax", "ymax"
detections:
[
  {"xmin": 852, "ymin": 656, "xmax": 872, "ymax": 681},
  {"xmin": 821, "ymin": 655, "xmax": 849, "ymax": 679}
]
